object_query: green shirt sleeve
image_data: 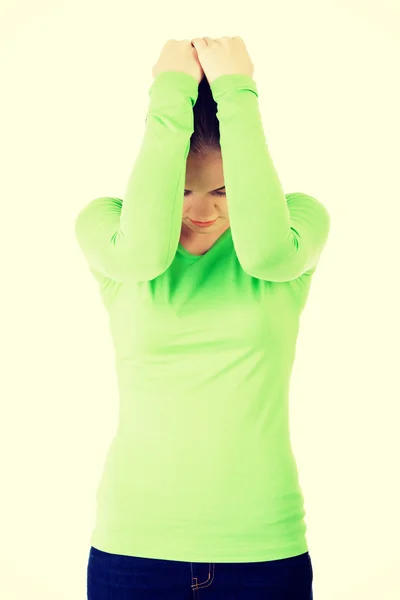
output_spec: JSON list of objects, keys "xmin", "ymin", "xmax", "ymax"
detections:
[
  {"xmin": 74, "ymin": 71, "xmax": 199, "ymax": 283},
  {"xmin": 75, "ymin": 71, "xmax": 330, "ymax": 284},
  {"xmin": 209, "ymin": 74, "xmax": 331, "ymax": 282}
]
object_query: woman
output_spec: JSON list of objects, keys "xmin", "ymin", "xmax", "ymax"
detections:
[{"xmin": 75, "ymin": 37, "xmax": 330, "ymax": 599}]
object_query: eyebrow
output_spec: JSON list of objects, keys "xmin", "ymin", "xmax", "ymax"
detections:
[{"xmin": 184, "ymin": 185, "xmax": 226, "ymax": 192}]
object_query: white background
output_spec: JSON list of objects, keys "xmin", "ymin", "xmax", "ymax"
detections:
[{"xmin": 1, "ymin": 0, "xmax": 399, "ymax": 598}]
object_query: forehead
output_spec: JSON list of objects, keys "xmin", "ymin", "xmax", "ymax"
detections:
[
  {"xmin": 185, "ymin": 154, "xmax": 224, "ymax": 186},
  {"xmin": 184, "ymin": 184, "xmax": 225, "ymax": 192},
  {"xmin": 186, "ymin": 152, "xmax": 222, "ymax": 170}
]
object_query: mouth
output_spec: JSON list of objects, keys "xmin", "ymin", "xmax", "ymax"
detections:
[{"xmin": 189, "ymin": 218, "xmax": 218, "ymax": 227}]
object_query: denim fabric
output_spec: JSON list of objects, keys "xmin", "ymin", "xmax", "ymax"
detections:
[{"xmin": 87, "ymin": 546, "xmax": 313, "ymax": 599}]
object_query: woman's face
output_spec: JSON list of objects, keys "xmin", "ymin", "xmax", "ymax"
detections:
[{"xmin": 181, "ymin": 151, "xmax": 230, "ymax": 237}]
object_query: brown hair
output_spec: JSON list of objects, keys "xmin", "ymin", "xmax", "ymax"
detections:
[{"xmin": 189, "ymin": 77, "xmax": 221, "ymax": 157}]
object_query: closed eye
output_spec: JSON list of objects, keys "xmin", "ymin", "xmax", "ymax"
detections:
[{"xmin": 184, "ymin": 191, "xmax": 226, "ymax": 196}]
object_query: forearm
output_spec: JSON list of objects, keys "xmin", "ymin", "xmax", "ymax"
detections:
[{"xmin": 75, "ymin": 71, "xmax": 199, "ymax": 282}]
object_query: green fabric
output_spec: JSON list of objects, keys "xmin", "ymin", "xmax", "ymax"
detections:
[{"xmin": 75, "ymin": 70, "xmax": 330, "ymax": 562}]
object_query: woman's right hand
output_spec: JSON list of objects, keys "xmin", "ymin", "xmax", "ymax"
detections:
[{"xmin": 152, "ymin": 39, "xmax": 205, "ymax": 85}]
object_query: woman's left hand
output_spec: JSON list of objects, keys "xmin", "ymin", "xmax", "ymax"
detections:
[{"xmin": 190, "ymin": 36, "xmax": 254, "ymax": 85}]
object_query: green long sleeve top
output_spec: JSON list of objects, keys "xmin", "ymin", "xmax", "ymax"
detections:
[{"xmin": 74, "ymin": 70, "xmax": 330, "ymax": 562}]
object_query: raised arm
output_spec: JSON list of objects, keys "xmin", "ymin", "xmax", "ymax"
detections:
[
  {"xmin": 74, "ymin": 71, "xmax": 199, "ymax": 283},
  {"xmin": 209, "ymin": 73, "xmax": 330, "ymax": 282}
]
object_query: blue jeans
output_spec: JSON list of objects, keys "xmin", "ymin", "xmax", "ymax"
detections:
[{"xmin": 87, "ymin": 546, "xmax": 314, "ymax": 599}]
